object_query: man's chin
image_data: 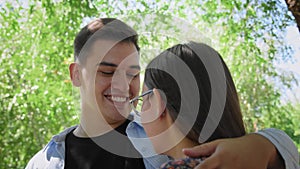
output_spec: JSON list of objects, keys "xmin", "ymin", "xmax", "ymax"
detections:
[{"xmin": 104, "ymin": 112, "xmax": 130, "ymax": 125}]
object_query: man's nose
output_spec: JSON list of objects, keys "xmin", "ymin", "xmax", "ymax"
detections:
[{"xmin": 111, "ymin": 70, "xmax": 130, "ymax": 91}]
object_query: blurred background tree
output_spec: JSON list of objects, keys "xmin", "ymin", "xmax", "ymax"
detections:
[{"xmin": 0, "ymin": 0, "xmax": 299, "ymax": 168}]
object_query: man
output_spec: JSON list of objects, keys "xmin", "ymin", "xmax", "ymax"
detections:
[
  {"xmin": 26, "ymin": 18, "xmax": 299, "ymax": 169},
  {"xmin": 26, "ymin": 18, "xmax": 145, "ymax": 169}
]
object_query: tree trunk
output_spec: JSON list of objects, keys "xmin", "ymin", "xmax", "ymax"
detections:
[{"xmin": 285, "ymin": 0, "xmax": 300, "ymax": 32}]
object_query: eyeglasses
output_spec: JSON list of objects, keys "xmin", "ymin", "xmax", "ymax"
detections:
[{"xmin": 129, "ymin": 89, "xmax": 153, "ymax": 116}]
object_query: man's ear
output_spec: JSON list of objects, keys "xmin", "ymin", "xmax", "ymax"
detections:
[{"xmin": 69, "ymin": 63, "xmax": 81, "ymax": 87}]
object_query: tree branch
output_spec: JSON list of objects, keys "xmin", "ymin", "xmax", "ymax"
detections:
[{"xmin": 285, "ymin": 0, "xmax": 300, "ymax": 32}]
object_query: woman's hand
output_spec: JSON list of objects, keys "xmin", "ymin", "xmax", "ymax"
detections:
[{"xmin": 183, "ymin": 134, "xmax": 284, "ymax": 169}]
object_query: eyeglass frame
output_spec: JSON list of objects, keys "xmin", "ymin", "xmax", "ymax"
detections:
[{"xmin": 129, "ymin": 89, "xmax": 153, "ymax": 116}]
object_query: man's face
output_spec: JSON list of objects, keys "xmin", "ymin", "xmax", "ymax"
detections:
[{"xmin": 79, "ymin": 40, "xmax": 140, "ymax": 126}]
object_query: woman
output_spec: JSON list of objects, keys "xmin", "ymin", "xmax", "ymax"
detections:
[{"xmin": 130, "ymin": 41, "xmax": 246, "ymax": 168}]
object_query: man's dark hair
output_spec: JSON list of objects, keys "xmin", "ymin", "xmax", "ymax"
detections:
[{"xmin": 73, "ymin": 18, "xmax": 139, "ymax": 62}]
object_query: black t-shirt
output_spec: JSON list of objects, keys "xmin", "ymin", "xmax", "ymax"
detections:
[{"xmin": 65, "ymin": 120, "xmax": 145, "ymax": 169}]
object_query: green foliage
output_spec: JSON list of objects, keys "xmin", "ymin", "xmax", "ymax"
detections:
[
  {"xmin": 0, "ymin": 0, "xmax": 96, "ymax": 168},
  {"xmin": 0, "ymin": 0, "xmax": 299, "ymax": 168}
]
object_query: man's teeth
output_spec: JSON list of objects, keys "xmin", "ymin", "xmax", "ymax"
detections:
[{"xmin": 111, "ymin": 96, "xmax": 127, "ymax": 102}]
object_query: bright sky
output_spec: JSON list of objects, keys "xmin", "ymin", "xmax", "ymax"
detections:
[{"xmin": 277, "ymin": 25, "xmax": 300, "ymax": 104}]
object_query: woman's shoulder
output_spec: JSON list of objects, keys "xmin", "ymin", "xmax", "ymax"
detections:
[{"xmin": 160, "ymin": 157, "xmax": 203, "ymax": 169}]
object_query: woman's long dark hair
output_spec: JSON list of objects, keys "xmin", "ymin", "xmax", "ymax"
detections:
[{"xmin": 144, "ymin": 41, "xmax": 246, "ymax": 143}]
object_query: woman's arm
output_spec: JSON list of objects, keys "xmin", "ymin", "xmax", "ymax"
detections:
[{"xmin": 183, "ymin": 128, "xmax": 299, "ymax": 169}]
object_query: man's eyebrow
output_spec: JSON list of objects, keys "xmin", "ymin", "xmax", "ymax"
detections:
[
  {"xmin": 98, "ymin": 61, "xmax": 140, "ymax": 70},
  {"xmin": 98, "ymin": 62, "xmax": 117, "ymax": 67}
]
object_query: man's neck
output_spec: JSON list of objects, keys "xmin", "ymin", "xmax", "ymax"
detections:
[{"xmin": 74, "ymin": 108, "xmax": 127, "ymax": 138}]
